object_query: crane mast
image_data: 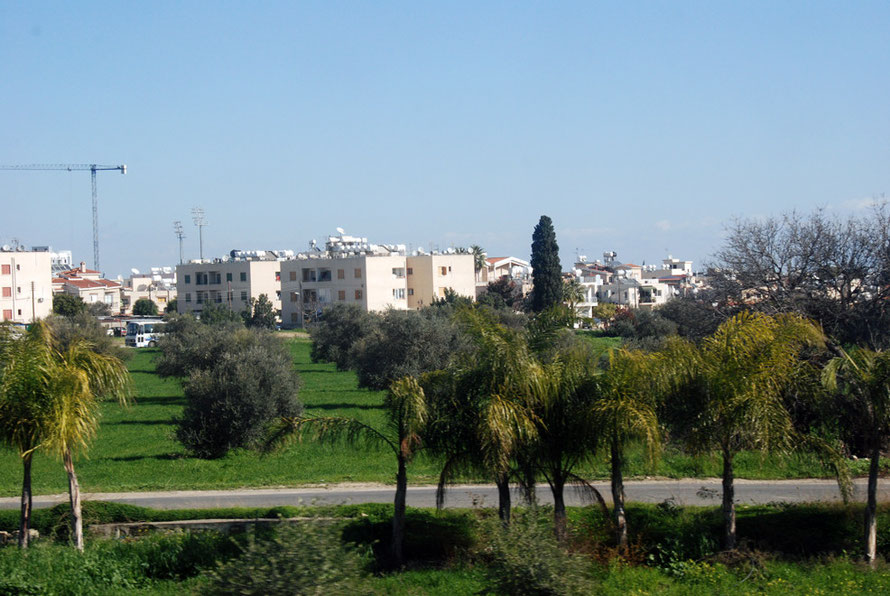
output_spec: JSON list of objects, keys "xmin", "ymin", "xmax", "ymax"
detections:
[{"xmin": 0, "ymin": 163, "xmax": 126, "ymax": 272}]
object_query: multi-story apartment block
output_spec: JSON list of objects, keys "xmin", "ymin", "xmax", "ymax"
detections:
[
  {"xmin": 0, "ymin": 247, "xmax": 53, "ymax": 323},
  {"xmin": 53, "ymin": 261, "xmax": 122, "ymax": 314},
  {"xmin": 176, "ymin": 251, "xmax": 286, "ymax": 317},
  {"xmin": 406, "ymin": 253, "xmax": 476, "ymax": 309},
  {"xmin": 280, "ymin": 232, "xmax": 476, "ymax": 327}
]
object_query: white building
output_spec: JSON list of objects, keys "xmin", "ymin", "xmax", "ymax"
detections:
[{"xmin": 0, "ymin": 247, "xmax": 53, "ymax": 323}]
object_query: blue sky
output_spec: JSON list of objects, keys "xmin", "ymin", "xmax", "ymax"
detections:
[{"xmin": 2, "ymin": 1, "xmax": 888, "ymax": 278}]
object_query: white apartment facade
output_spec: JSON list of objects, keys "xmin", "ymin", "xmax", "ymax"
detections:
[
  {"xmin": 0, "ymin": 248, "xmax": 53, "ymax": 323},
  {"xmin": 177, "ymin": 252, "xmax": 284, "ymax": 317}
]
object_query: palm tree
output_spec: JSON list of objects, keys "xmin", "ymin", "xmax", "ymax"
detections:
[
  {"xmin": 563, "ymin": 278, "xmax": 585, "ymax": 323},
  {"xmin": 44, "ymin": 339, "xmax": 130, "ymax": 550},
  {"xmin": 522, "ymin": 343, "xmax": 606, "ymax": 542},
  {"xmin": 267, "ymin": 376, "xmax": 426, "ymax": 568},
  {"xmin": 662, "ymin": 311, "xmax": 822, "ymax": 550},
  {"xmin": 0, "ymin": 323, "xmax": 55, "ymax": 548},
  {"xmin": 592, "ymin": 348, "xmax": 661, "ymax": 548},
  {"xmin": 470, "ymin": 245, "xmax": 487, "ymax": 277},
  {"xmin": 424, "ymin": 307, "xmax": 542, "ymax": 524},
  {"xmin": 822, "ymin": 347, "xmax": 890, "ymax": 567},
  {"xmin": 0, "ymin": 322, "xmax": 131, "ymax": 550}
]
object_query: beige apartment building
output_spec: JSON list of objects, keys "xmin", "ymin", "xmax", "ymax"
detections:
[
  {"xmin": 176, "ymin": 252, "xmax": 283, "ymax": 317},
  {"xmin": 0, "ymin": 248, "xmax": 53, "ymax": 323},
  {"xmin": 279, "ymin": 232, "xmax": 476, "ymax": 327},
  {"xmin": 280, "ymin": 254, "xmax": 410, "ymax": 326},
  {"xmin": 406, "ymin": 254, "xmax": 476, "ymax": 309}
]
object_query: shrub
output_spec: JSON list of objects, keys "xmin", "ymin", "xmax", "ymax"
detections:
[
  {"xmin": 350, "ymin": 308, "xmax": 466, "ymax": 390},
  {"xmin": 309, "ymin": 303, "xmax": 378, "ymax": 370},
  {"xmin": 132, "ymin": 297, "xmax": 159, "ymax": 316},
  {"xmin": 201, "ymin": 522, "xmax": 367, "ymax": 595},
  {"xmin": 52, "ymin": 293, "xmax": 86, "ymax": 317},
  {"xmin": 480, "ymin": 511, "xmax": 595, "ymax": 595},
  {"xmin": 176, "ymin": 344, "xmax": 303, "ymax": 458},
  {"xmin": 47, "ymin": 312, "xmax": 130, "ymax": 361}
]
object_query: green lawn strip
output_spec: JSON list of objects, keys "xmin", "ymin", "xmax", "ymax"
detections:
[{"xmin": 0, "ymin": 336, "xmax": 875, "ymax": 497}]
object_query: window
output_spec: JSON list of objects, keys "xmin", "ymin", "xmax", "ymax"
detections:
[
  {"xmin": 289, "ymin": 271, "xmax": 297, "ymax": 281},
  {"xmin": 226, "ymin": 273, "xmax": 232, "ymax": 282},
  {"xmin": 2, "ymin": 310, "xmax": 10, "ymax": 321},
  {"xmin": 195, "ymin": 272, "xmax": 208, "ymax": 285},
  {"xmin": 1, "ymin": 265, "xmax": 9, "ymax": 275},
  {"xmin": 302, "ymin": 289, "xmax": 317, "ymax": 304},
  {"xmin": 355, "ymin": 289, "xmax": 363, "ymax": 300},
  {"xmin": 440, "ymin": 267, "xmax": 447, "ymax": 276},
  {"xmin": 16, "ymin": 287, "xmax": 21, "ymax": 294},
  {"xmin": 392, "ymin": 268, "xmax": 405, "ymax": 279},
  {"xmin": 337, "ymin": 269, "xmax": 345, "ymax": 280},
  {"xmin": 1, "ymin": 287, "xmax": 10, "ymax": 297},
  {"xmin": 318, "ymin": 269, "xmax": 332, "ymax": 282},
  {"xmin": 215, "ymin": 292, "xmax": 223, "ymax": 303},
  {"xmin": 302, "ymin": 269, "xmax": 316, "ymax": 282},
  {"xmin": 240, "ymin": 291, "xmax": 248, "ymax": 301},
  {"xmin": 196, "ymin": 292, "xmax": 205, "ymax": 304},
  {"xmin": 210, "ymin": 272, "xmax": 221, "ymax": 284},
  {"xmin": 408, "ymin": 288, "xmax": 414, "ymax": 296},
  {"xmin": 184, "ymin": 274, "xmax": 191, "ymax": 284},
  {"xmin": 276, "ymin": 290, "xmax": 281, "ymax": 299},
  {"xmin": 240, "ymin": 272, "xmax": 247, "ymax": 282},
  {"xmin": 275, "ymin": 271, "xmax": 281, "ymax": 282},
  {"xmin": 185, "ymin": 293, "xmax": 191, "ymax": 303},
  {"xmin": 17, "ymin": 309, "xmax": 22, "ymax": 316},
  {"xmin": 291, "ymin": 313, "xmax": 299, "ymax": 323},
  {"xmin": 407, "ymin": 267, "xmax": 413, "ymax": 275},
  {"xmin": 393, "ymin": 288, "xmax": 406, "ymax": 300},
  {"xmin": 104, "ymin": 294, "xmax": 113, "ymax": 305},
  {"xmin": 338, "ymin": 290, "xmax": 346, "ymax": 301},
  {"xmin": 354, "ymin": 268, "xmax": 362, "ymax": 279},
  {"xmin": 290, "ymin": 292, "xmax": 299, "ymax": 302}
]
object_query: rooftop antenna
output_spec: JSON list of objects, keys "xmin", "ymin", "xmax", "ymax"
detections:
[
  {"xmin": 173, "ymin": 220, "xmax": 186, "ymax": 264},
  {"xmin": 191, "ymin": 207, "xmax": 207, "ymax": 260},
  {"xmin": 336, "ymin": 227, "xmax": 345, "ymax": 235}
]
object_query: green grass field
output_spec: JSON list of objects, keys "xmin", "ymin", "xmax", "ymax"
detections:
[{"xmin": 0, "ymin": 336, "xmax": 850, "ymax": 497}]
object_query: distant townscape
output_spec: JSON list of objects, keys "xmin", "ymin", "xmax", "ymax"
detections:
[{"xmin": 0, "ymin": 230, "xmax": 702, "ymax": 330}]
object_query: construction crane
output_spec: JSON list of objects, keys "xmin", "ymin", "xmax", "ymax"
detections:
[{"xmin": 0, "ymin": 163, "xmax": 127, "ymax": 272}]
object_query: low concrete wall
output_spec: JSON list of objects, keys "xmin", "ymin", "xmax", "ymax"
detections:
[{"xmin": 89, "ymin": 516, "xmax": 335, "ymax": 539}]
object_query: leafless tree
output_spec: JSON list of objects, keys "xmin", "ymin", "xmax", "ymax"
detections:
[{"xmin": 709, "ymin": 205, "xmax": 890, "ymax": 348}]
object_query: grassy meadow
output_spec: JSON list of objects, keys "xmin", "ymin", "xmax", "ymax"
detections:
[{"xmin": 0, "ymin": 335, "xmax": 856, "ymax": 497}]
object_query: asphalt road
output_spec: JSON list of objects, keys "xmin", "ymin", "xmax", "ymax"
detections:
[{"xmin": 1, "ymin": 479, "xmax": 887, "ymax": 511}]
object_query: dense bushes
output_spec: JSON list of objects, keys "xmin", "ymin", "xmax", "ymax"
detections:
[
  {"xmin": 202, "ymin": 523, "xmax": 367, "ymax": 595},
  {"xmin": 310, "ymin": 306, "xmax": 467, "ymax": 390},
  {"xmin": 177, "ymin": 345, "xmax": 303, "ymax": 458},
  {"xmin": 157, "ymin": 314, "xmax": 302, "ymax": 458}
]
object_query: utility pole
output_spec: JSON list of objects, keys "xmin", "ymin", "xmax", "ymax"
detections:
[
  {"xmin": 191, "ymin": 207, "xmax": 207, "ymax": 260},
  {"xmin": 173, "ymin": 221, "xmax": 186, "ymax": 264},
  {"xmin": 0, "ymin": 164, "xmax": 126, "ymax": 272}
]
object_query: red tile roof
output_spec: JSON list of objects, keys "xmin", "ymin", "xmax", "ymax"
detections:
[{"xmin": 63, "ymin": 278, "xmax": 120, "ymax": 290}]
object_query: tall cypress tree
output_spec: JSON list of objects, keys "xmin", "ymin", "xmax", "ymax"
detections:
[{"xmin": 530, "ymin": 215, "xmax": 563, "ymax": 313}]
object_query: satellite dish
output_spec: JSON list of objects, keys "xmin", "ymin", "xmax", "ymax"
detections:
[
  {"xmin": 336, "ymin": 227, "xmax": 345, "ymax": 235},
  {"xmin": 1, "ymin": 245, "xmax": 9, "ymax": 252},
  {"xmin": 131, "ymin": 268, "xmax": 140, "ymax": 275}
]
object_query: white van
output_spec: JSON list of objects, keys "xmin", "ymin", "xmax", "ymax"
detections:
[{"xmin": 125, "ymin": 318, "xmax": 165, "ymax": 348}]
